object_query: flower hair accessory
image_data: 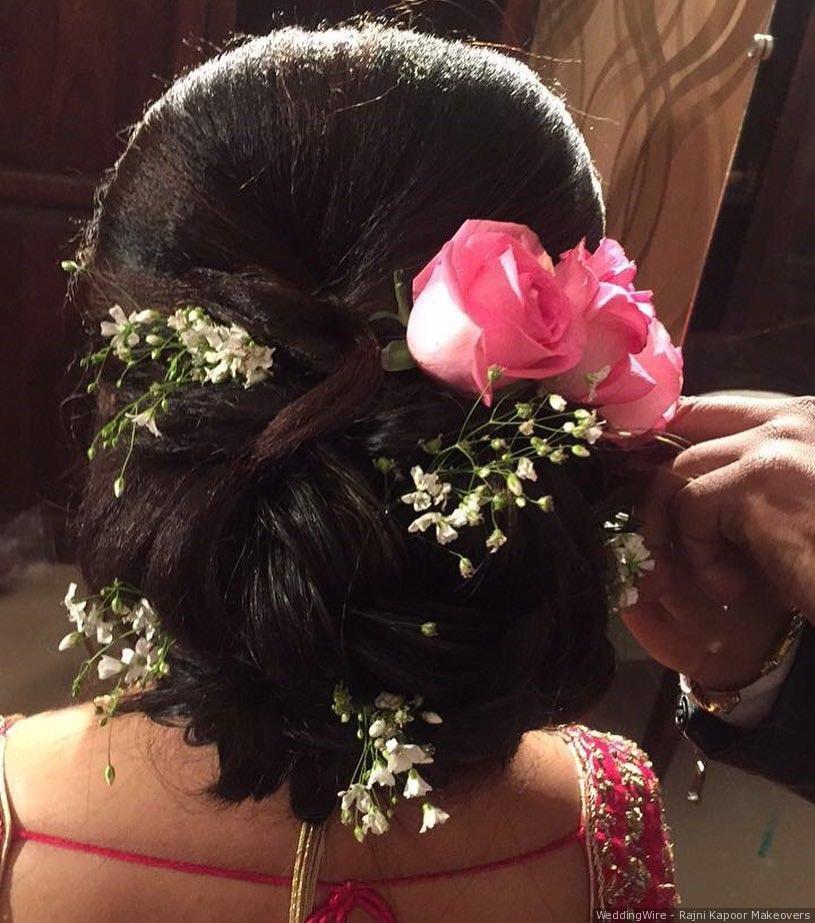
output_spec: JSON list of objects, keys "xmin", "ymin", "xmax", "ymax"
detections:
[
  {"xmin": 63, "ymin": 219, "xmax": 673, "ymax": 835},
  {"xmin": 59, "ymin": 580, "xmax": 172, "ymax": 783},
  {"xmin": 405, "ymin": 220, "xmax": 682, "ymax": 435},
  {"xmin": 83, "ymin": 303, "xmax": 274, "ymax": 496},
  {"xmin": 332, "ymin": 685, "xmax": 446, "ymax": 841}
]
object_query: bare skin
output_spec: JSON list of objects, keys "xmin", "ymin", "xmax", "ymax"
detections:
[
  {"xmin": 626, "ymin": 395, "xmax": 815, "ymax": 689},
  {"xmin": 1, "ymin": 704, "xmax": 588, "ymax": 922}
]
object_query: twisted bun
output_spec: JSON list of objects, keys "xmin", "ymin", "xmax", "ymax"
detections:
[{"xmin": 74, "ymin": 25, "xmax": 610, "ymax": 820}]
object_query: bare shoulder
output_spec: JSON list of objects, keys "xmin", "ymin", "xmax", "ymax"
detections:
[
  {"xmin": 3, "ymin": 703, "xmax": 299, "ymax": 867},
  {"xmin": 5, "ymin": 704, "xmax": 103, "ymax": 828},
  {"xmin": 511, "ymin": 728, "xmax": 583, "ymax": 809},
  {"xmin": 4, "ymin": 704, "xmax": 219, "ymax": 838}
]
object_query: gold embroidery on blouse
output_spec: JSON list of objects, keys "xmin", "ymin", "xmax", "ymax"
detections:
[{"xmin": 560, "ymin": 725, "xmax": 678, "ymax": 909}]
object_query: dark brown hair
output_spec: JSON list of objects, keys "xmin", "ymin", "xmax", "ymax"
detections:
[{"xmin": 73, "ymin": 24, "xmax": 611, "ymax": 822}]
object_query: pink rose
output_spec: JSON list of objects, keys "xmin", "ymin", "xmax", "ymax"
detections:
[
  {"xmin": 552, "ymin": 239, "xmax": 654, "ymax": 407},
  {"xmin": 599, "ymin": 316, "xmax": 684, "ymax": 434},
  {"xmin": 406, "ymin": 220, "xmax": 585, "ymax": 405}
]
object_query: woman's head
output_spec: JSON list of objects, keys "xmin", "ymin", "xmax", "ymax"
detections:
[{"xmin": 74, "ymin": 24, "xmax": 610, "ymax": 820}]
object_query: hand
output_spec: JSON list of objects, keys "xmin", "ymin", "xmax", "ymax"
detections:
[{"xmin": 622, "ymin": 395, "xmax": 815, "ymax": 688}]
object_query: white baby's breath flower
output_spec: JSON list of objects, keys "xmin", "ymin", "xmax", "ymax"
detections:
[
  {"xmin": 71, "ymin": 600, "xmax": 104, "ymax": 639},
  {"xmin": 339, "ymin": 783, "xmax": 372, "ymax": 815},
  {"xmin": 548, "ymin": 394, "xmax": 567, "ymax": 412},
  {"xmin": 486, "ymin": 528, "xmax": 507, "ymax": 553},
  {"xmin": 408, "ymin": 512, "xmax": 458, "ymax": 546},
  {"xmin": 100, "ymin": 305, "xmax": 158, "ymax": 360},
  {"xmin": 167, "ymin": 307, "xmax": 274, "ymax": 388},
  {"xmin": 129, "ymin": 309, "xmax": 159, "ymax": 325},
  {"xmin": 119, "ymin": 637, "xmax": 156, "ymax": 684},
  {"xmin": 63, "ymin": 582, "xmax": 88, "ymax": 626},
  {"xmin": 516, "ymin": 457, "xmax": 537, "ymax": 482},
  {"xmin": 127, "ymin": 407, "xmax": 161, "ymax": 437},
  {"xmin": 97, "ymin": 654, "xmax": 124, "ymax": 680},
  {"xmin": 408, "ymin": 511, "xmax": 441, "ymax": 534},
  {"xmin": 420, "ymin": 802, "xmax": 450, "ymax": 833},
  {"xmin": 435, "ymin": 518, "xmax": 459, "ymax": 546},
  {"xmin": 606, "ymin": 529, "xmax": 656, "ymax": 612},
  {"xmin": 368, "ymin": 718, "xmax": 388, "ymax": 739},
  {"xmin": 99, "ymin": 304, "xmax": 128, "ymax": 339},
  {"xmin": 458, "ymin": 557, "xmax": 475, "ymax": 579},
  {"xmin": 93, "ymin": 694, "xmax": 117, "ymax": 715},
  {"xmin": 401, "ymin": 488, "xmax": 432, "ymax": 512},
  {"xmin": 518, "ymin": 419, "xmax": 535, "ymax": 436},
  {"xmin": 58, "ymin": 631, "xmax": 82, "ymax": 651},
  {"xmin": 95, "ymin": 619, "xmax": 114, "ymax": 645},
  {"xmin": 384, "ymin": 739, "xmax": 433, "ymax": 774},
  {"xmin": 615, "ymin": 585, "xmax": 640, "ymax": 609},
  {"xmin": 64, "ymin": 581, "xmax": 81, "ymax": 609},
  {"xmin": 447, "ymin": 491, "xmax": 485, "ymax": 528},
  {"xmin": 367, "ymin": 760, "xmax": 396, "ymax": 788},
  {"xmin": 401, "ymin": 467, "xmax": 451, "ymax": 512},
  {"xmin": 421, "ymin": 711, "xmax": 443, "ymax": 725},
  {"xmin": 361, "ymin": 806, "xmax": 390, "ymax": 837},
  {"xmin": 506, "ymin": 473, "xmax": 523, "ymax": 497},
  {"xmin": 374, "ymin": 692, "xmax": 404, "ymax": 710},
  {"xmin": 403, "ymin": 769, "xmax": 433, "ymax": 799},
  {"xmin": 130, "ymin": 598, "xmax": 159, "ymax": 641}
]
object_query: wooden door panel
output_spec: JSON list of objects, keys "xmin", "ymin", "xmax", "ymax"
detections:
[
  {"xmin": 0, "ymin": 1, "xmax": 238, "ymax": 518},
  {"xmin": 0, "ymin": 205, "xmax": 85, "ymax": 512}
]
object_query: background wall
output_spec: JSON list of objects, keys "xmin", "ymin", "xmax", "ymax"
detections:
[
  {"xmin": 0, "ymin": 0, "xmax": 531, "ymax": 532},
  {"xmin": 532, "ymin": 0, "xmax": 776, "ymax": 341}
]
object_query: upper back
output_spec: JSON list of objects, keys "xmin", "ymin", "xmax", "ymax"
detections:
[{"xmin": 0, "ymin": 706, "xmax": 675, "ymax": 922}]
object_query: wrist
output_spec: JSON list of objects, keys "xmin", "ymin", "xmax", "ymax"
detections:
[{"xmin": 685, "ymin": 611, "xmax": 805, "ymax": 714}]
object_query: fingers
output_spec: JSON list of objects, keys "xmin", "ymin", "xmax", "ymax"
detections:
[
  {"xmin": 669, "ymin": 428, "xmax": 755, "ymax": 479},
  {"xmin": 668, "ymin": 461, "xmax": 752, "ymax": 604},
  {"xmin": 670, "ymin": 394, "xmax": 783, "ymax": 443}
]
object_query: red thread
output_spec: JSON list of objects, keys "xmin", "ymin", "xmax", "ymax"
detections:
[
  {"xmin": 308, "ymin": 881, "xmax": 398, "ymax": 923},
  {"xmin": 15, "ymin": 828, "xmax": 292, "ymax": 886},
  {"xmin": 11, "ymin": 824, "xmax": 582, "ymax": 889}
]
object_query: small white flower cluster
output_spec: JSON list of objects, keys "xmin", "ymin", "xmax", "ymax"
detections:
[
  {"xmin": 398, "ymin": 380, "xmax": 601, "ymax": 578},
  {"xmin": 84, "ymin": 303, "xmax": 274, "ymax": 497},
  {"xmin": 333, "ymin": 686, "xmax": 448, "ymax": 841},
  {"xmin": 604, "ymin": 515, "xmax": 656, "ymax": 611},
  {"xmin": 165, "ymin": 306, "xmax": 275, "ymax": 389},
  {"xmin": 59, "ymin": 580, "xmax": 171, "ymax": 782},
  {"xmin": 100, "ymin": 305, "xmax": 161, "ymax": 362}
]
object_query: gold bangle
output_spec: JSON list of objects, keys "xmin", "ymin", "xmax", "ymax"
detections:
[
  {"xmin": 758, "ymin": 610, "xmax": 805, "ymax": 677},
  {"xmin": 689, "ymin": 610, "xmax": 805, "ymax": 715}
]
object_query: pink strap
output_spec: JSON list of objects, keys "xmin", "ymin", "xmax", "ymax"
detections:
[
  {"xmin": 308, "ymin": 881, "xmax": 397, "ymax": 923},
  {"xmin": 16, "ymin": 828, "xmax": 291, "ymax": 887},
  {"xmin": 12, "ymin": 823, "xmax": 582, "ymax": 888}
]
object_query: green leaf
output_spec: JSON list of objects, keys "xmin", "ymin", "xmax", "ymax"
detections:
[
  {"xmin": 381, "ymin": 340, "xmax": 416, "ymax": 372},
  {"xmin": 369, "ymin": 309, "xmax": 402, "ymax": 325},
  {"xmin": 392, "ymin": 269, "xmax": 412, "ymax": 327}
]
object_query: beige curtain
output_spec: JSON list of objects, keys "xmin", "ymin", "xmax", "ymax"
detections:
[{"xmin": 532, "ymin": 0, "xmax": 776, "ymax": 339}]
